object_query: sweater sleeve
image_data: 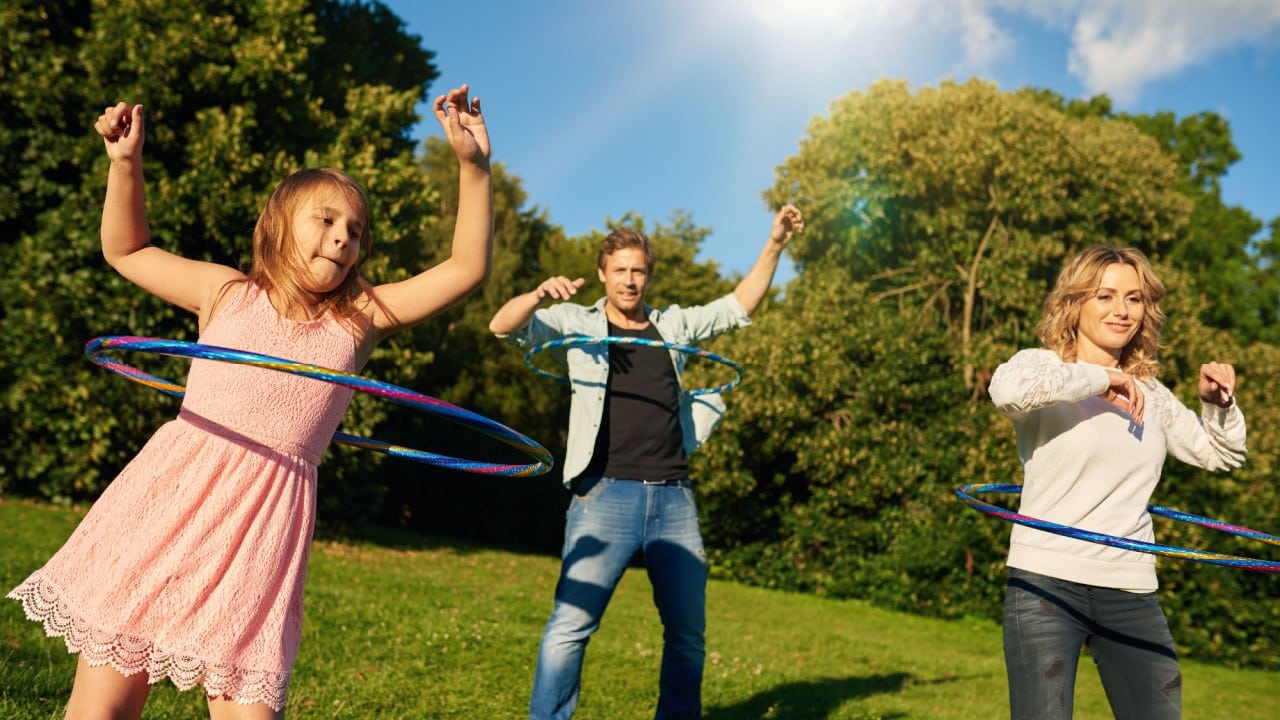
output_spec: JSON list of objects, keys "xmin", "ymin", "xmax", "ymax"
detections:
[
  {"xmin": 1148, "ymin": 380, "xmax": 1247, "ymax": 471},
  {"xmin": 988, "ymin": 348, "xmax": 1112, "ymax": 418}
]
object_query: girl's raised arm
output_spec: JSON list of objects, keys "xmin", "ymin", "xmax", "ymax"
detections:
[
  {"xmin": 97, "ymin": 103, "xmax": 242, "ymax": 327},
  {"xmin": 368, "ymin": 85, "xmax": 494, "ymax": 340}
]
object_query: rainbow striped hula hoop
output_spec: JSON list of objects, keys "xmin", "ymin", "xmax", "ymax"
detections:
[
  {"xmin": 86, "ymin": 336, "xmax": 553, "ymax": 477},
  {"xmin": 957, "ymin": 483, "xmax": 1280, "ymax": 573},
  {"xmin": 523, "ymin": 336, "xmax": 742, "ymax": 396}
]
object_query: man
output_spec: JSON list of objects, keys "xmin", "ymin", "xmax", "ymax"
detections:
[{"xmin": 489, "ymin": 205, "xmax": 803, "ymax": 720}]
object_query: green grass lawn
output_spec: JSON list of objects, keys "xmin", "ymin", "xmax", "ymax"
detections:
[{"xmin": 2, "ymin": 496, "xmax": 1275, "ymax": 719}]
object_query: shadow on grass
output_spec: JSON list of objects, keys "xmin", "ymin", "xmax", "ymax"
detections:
[{"xmin": 705, "ymin": 672, "xmax": 914, "ymax": 719}]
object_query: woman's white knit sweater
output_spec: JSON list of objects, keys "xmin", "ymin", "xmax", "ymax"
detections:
[{"xmin": 989, "ymin": 348, "xmax": 1247, "ymax": 591}]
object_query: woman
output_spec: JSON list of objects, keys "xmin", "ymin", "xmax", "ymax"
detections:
[{"xmin": 988, "ymin": 245, "xmax": 1246, "ymax": 719}]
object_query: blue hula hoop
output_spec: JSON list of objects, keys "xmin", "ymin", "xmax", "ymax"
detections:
[
  {"xmin": 86, "ymin": 336, "xmax": 553, "ymax": 477},
  {"xmin": 523, "ymin": 335, "xmax": 743, "ymax": 396},
  {"xmin": 957, "ymin": 483, "xmax": 1280, "ymax": 573}
]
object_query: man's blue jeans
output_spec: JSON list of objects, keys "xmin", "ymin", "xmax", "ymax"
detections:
[
  {"xmin": 1004, "ymin": 567, "xmax": 1182, "ymax": 720},
  {"xmin": 530, "ymin": 476, "xmax": 707, "ymax": 720}
]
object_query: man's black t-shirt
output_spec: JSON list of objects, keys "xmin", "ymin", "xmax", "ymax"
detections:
[{"xmin": 582, "ymin": 321, "xmax": 688, "ymax": 482}]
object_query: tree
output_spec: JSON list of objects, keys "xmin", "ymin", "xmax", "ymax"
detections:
[
  {"xmin": 0, "ymin": 0, "xmax": 440, "ymax": 529},
  {"xmin": 1250, "ymin": 219, "xmax": 1280, "ymax": 345},
  {"xmin": 691, "ymin": 78, "xmax": 1280, "ymax": 666},
  {"xmin": 768, "ymin": 79, "xmax": 1191, "ymax": 403},
  {"xmin": 1023, "ymin": 89, "xmax": 1275, "ymax": 341}
]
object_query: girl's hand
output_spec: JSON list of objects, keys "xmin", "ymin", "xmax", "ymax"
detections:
[
  {"xmin": 1103, "ymin": 367, "xmax": 1145, "ymax": 426},
  {"xmin": 433, "ymin": 84, "xmax": 489, "ymax": 169},
  {"xmin": 535, "ymin": 276, "xmax": 585, "ymax": 303},
  {"xmin": 96, "ymin": 103, "xmax": 144, "ymax": 161},
  {"xmin": 1199, "ymin": 361, "xmax": 1236, "ymax": 407}
]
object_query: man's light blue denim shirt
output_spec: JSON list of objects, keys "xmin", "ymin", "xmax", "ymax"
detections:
[{"xmin": 498, "ymin": 293, "xmax": 751, "ymax": 486}]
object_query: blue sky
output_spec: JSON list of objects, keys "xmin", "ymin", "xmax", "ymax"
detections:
[{"xmin": 382, "ymin": 0, "xmax": 1280, "ymax": 285}]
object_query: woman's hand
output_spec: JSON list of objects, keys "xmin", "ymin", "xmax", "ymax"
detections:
[
  {"xmin": 1199, "ymin": 361, "xmax": 1236, "ymax": 407},
  {"xmin": 1103, "ymin": 367, "xmax": 1145, "ymax": 426}
]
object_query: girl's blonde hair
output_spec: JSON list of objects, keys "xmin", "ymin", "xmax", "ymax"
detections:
[
  {"xmin": 239, "ymin": 168, "xmax": 373, "ymax": 325},
  {"xmin": 1035, "ymin": 245, "xmax": 1166, "ymax": 380}
]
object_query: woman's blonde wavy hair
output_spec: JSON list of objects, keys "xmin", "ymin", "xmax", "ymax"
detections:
[
  {"xmin": 1035, "ymin": 245, "xmax": 1166, "ymax": 380},
  {"xmin": 220, "ymin": 168, "xmax": 374, "ymax": 329}
]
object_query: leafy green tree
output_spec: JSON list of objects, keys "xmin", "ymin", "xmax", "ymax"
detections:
[
  {"xmin": 0, "ymin": 2, "xmax": 88, "ymax": 242},
  {"xmin": 1024, "ymin": 89, "xmax": 1275, "ymax": 341},
  {"xmin": 692, "ymin": 78, "xmax": 1280, "ymax": 667},
  {"xmin": 769, "ymin": 79, "xmax": 1190, "ymax": 404},
  {"xmin": 694, "ymin": 261, "xmax": 1014, "ymax": 614},
  {"xmin": 1251, "ymin": 219, "xmax": 1280, "ymax": 345},
  {"xmin": 0, "ymin": 0, "xmax": 441, "ymax": 529}
]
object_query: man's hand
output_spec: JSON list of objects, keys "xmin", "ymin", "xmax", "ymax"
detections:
[
  {"xmin": 768, "ymin": 204, "xmax": 804, "ymax": 248},
  {"xmin": 535, "ymin": 276, "xmax": 586, "ymax": 303}
]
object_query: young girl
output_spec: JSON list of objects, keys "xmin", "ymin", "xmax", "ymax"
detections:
[
  {"xmin": 7, "ymin": 85, "xmax": 492, "ymax": 719},
  {"xmin": 988, "ymin": 246, "xmax": 1246, "ymax": 719}
]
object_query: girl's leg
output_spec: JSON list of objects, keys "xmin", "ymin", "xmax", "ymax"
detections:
[
  {"xmin": 64, "ymin": 656, "xmax": 150, "ymax": 720},
  {"xmin": 207, "ymin": 695, "xmax": 285, "ymax": 720}
]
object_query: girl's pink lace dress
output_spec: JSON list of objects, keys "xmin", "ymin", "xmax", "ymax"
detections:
[{"xmin": 8, "ymin": 283, "xmax": 356, "ymax": 710}]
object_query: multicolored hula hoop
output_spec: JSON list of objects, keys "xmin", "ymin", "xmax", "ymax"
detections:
[
  {"xmin": 957, "ymin": 483, "xmax": 1280, "ymax": 573},
  {"xmin": 86, "ymin": 336, "xmax": 553, "ymax": 477},
  {"xmin": 523, "ymin": 336, "xmax": 742, "ymax": 396}
]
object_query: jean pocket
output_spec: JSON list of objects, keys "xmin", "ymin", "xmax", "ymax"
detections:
[{"xmin": 573, "ymin": 475, "xmax": 608, "ymax": 501}]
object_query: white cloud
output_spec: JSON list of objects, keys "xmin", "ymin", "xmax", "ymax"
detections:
[
  {"xmin": 729, "ymin": 0, "xmax": 968, "ymax": 90},
  {"xmin": 730, "ymin": 1, "xmax": 1016, "ymax": 86},
  {"xmin": 1064, "ymin": 0, "xmax": 1280, "ymax": 104},
  {"xmin": 957, "ymin": 0, "xmax": 1017, "ymax": 69},
  {"xmin": 735, "ymin": 0, "xmax": 1280, "ymax": 104}
]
